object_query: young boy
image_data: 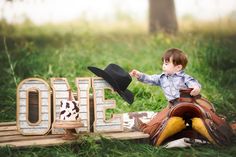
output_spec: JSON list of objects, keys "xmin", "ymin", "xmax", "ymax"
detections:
[
  {"xmin": 129, "ymin": 48, "xmax": 201, "ymax": 135},
  {"xmin": 130, "ymin": 48, "xmax": 201, "ymax": 104}
]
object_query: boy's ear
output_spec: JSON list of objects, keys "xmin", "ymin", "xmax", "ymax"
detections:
[{"xmin": 176, "ymin": 65, "xmax": 183, "ymax": 71}]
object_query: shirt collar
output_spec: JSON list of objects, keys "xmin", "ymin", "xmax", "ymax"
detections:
[
  {"xmin": 160, "ymin": 72, "xmax": 166, "ymax": 77},
  {"xmin": 161, "ymin": 70, "xmax": 185, "ymax": 77},
  {"xmin": 175, "ymin": 70, "xmax": 185, "ymax": 76}
]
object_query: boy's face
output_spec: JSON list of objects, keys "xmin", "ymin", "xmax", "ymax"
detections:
[{"xmin": 162, "ymin": 57, "xmax": 182, "ymax": 75}]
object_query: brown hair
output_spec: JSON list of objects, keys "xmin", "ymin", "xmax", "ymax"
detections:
[{"xmin": 162, "ymin": 48, "xmax": 188, "ymax": 69}]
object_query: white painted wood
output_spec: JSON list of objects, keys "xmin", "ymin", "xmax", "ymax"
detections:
[
  {"xmin": 76, "ymin": 78, "xmax": 90, "ymax": 133},
  {"xmin": 79, "ymin": 98, "xmax": 87, "ymax": 105},
  {"xmin": 19, "ymin": 91, "xmax": 49, "ymax": 99},
  {"xmin": 80, "ymin": 91, "xmax": 88, "ymax": 97},
  {"xmin": 17, "ymin": 78, "xmax": 51, "ymax": 135},
  {"xmin": 79, "ymin": 84, "xmax": 89, "ymax": 90},
  {"xmin": 76, "ymin": 78, "xmax": 91, "ymax": 132},
  {"xmin": 79, "ymin": 105, "xmax": 87, "ymax": 112},
  {"xmin": 19, "ymin": 120, "xmax": 49, "ymax": 128},
  {"xmin": 93, "ymin": 81, "xmax": 110, "ymax": 88},
  {"xmin": 54, "ymin": 91, "xmax": 69, "ymax": 98},
  {"xmin": 19, "ymin": 99, "xmax": 26, "ymax": 105},
  {"xmin": 96, "ymin": 117, "xmax": 122, "ymax": 124},
  {"xmin": 96, "ymin": 97, "xmax": 103, "ymax": 104},
  {"xmin": 55, "ymin": 98, "xmax": 66, "ymax": 105},
  {"xmin": 52, "ymin": 84, "xmax": 68, "ymax": 90},
  {"xmin": 95, "ymin": 90, "xmax": 103, "ymax": 97},
  {"xmin": 92, "ymin": 77, "xmax": 123, "ymax": 133},
  {"xmin": 21, "ymin": 128, "xmax": 50, "ymax": 134},
  {"xmin": 21, "ymin": 83, "xmax": 49, "ymax": 91},
  {"xmin": 96, "ymin": 111, "xmax": 104, "ymax": 119},
  {"xmin": 79, "ymin": 112, "xmax": 89, "ymax": 120},
  {"xmin": 51, "ymin": 78, "xmax": 74, "ymax": 134},
  {"xmin": 51, "ymin": 78, "xmax": 90, "ymax": 134},
  {"xmin": 95, "ymin": 125, "xmax": 122, "ymax": 132},
  {"xmin": 19, "ymin": 80, "xmax": 45, "ymax": 84}
]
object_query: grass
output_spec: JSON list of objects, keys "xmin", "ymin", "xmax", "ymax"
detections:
[
  {"xmin": 0, "ymin": 20, "xmax": 236, "ymax": 156},
  {"xmin": 1, "ymin": 137, "xmax": 236, "ymax": 157}
]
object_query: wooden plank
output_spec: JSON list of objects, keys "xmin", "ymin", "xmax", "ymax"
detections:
[
  {"xmin": 0, "ymin": 125, "xmax": 17, "ymax": 132},
  {"xmin": 0, "ymin": 131, "xmax": 149, "ymax": 148},
  {"xmin": 101, "ymin": 131, "xmax": 150, "ymax": 140},
  {"xmin": 0, "ymin": 122, "xmax": 16, "ymax": 126},
  {"xmin": 0, "ymin": 134, "xmax": 62, "ymax": 143},
  {"xmin": 0, "ymin": 130, "xmax": 20, "ymax": 137},
  {"xmin": 0, "ymin": 121, "xmax": 150, "ymax": 148},
  {"xmin": 0, "ymin": 137, "xmax": 72, "ymax": 148}
]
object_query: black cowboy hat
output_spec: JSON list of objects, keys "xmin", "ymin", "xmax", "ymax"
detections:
[{"xmin": 88, "ymin": 63, "xmax": 134, "ymax": 104}]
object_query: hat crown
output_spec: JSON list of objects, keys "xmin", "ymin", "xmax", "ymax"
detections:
[{"xmin": 104, "ymin": 64, "xmax": 131, "ymax": 91}]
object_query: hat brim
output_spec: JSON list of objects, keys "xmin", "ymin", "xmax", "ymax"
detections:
[
  {"xmin": 88, "ymin": 66, "xmax": 134, "ymax": 104},
  {"xmin": 117, "ymin": 89, "xmax": 134, "ymax": 104}
]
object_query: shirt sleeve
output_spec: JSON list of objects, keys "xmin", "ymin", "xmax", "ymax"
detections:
[
  {"xmin": 183, "ymin": 74, "xmax": 201, "ymax": 88},
  {"xmin": 137, "ymin": 73, "xmax": 161, "ymax": 86}
]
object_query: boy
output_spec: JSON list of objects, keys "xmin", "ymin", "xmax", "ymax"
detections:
[
  {"xmin": 129, "ymin": 48, "xmax": 201, "ymax": 134},
  {"xmin": 130, "ymin": 48, "xmax": 201, "ymax": 104}
]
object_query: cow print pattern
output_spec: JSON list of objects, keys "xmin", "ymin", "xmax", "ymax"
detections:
[{"xmin": 59, "ymin": 100, "xmax": 80, "ymax": 120}]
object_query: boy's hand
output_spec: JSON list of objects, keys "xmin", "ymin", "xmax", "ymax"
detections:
[
  {"xmin": 190, "ymin": 86, "xmax": 201, "ymax": 96},
  {"xmin": 129, "ymin": 69, "xmax": 141, "ymax": 79}
]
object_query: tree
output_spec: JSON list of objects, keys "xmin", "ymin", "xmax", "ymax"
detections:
[{"xmin": 149, "ymin": 0, "xmax": 178, "ymax": 34}]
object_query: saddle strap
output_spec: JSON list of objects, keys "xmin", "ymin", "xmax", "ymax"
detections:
[{"xmin": 205, "ymin": 118, "xmax": 233, "ymax": 145}]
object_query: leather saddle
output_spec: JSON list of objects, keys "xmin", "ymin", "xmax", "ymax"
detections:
[{"xmin": 151, "ymin": 88, "xmax": 233, "ymax": 146}]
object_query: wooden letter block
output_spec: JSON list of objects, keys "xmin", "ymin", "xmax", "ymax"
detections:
[
  {"xmin": 17, "ymin": 78, "xmax": 51, "ymax": 135},
  {"xmin": 51, "ymin": 78, "xmax": 90, "ymax": 134},
  {"xmin": 92, "ymin": 77, "xmax": 123, "ymax": 132},
  {"xmin": 16, "ymin": 76, "xmax": 124, "ymax": 135}
]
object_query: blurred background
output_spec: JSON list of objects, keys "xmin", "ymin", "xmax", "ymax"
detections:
[{"xmin": 1, "ymin": 0, "xmax": 236, "ymax": 32}]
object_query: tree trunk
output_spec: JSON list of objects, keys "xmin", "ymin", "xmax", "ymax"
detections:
[{"xmin": 149, "ymin": 0, "xmax": 178, "ymax": 34}]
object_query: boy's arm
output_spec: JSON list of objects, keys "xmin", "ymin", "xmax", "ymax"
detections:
[
  {"xmin": 184, "ymin": 74, "xmax": 201, "ymax": 96},
  {"xmin": 130, "ymin": 69, "xmax": 161, "ymax": 86}
]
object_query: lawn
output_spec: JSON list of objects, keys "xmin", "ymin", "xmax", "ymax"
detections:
[{"xmin": 0, "ymin": 20, "xmax": 236, "ymax": 156}]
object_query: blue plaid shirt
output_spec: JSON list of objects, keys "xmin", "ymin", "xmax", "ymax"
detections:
[{"xmin": 138, "ymin": 70, "xmax": 201, "ymax": 101}]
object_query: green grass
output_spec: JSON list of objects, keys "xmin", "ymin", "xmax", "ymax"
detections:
[
  {"xmin": 0, "ymin": 20, "xmax": 236, "ymax": 156},
  {"xmin": 1, "ymin": 137, "xmax": 236, "ymax": 157}
]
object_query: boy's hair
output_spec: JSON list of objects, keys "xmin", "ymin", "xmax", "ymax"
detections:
[{"xmin": 162, "ymin": 48, "xmax": 188, "ymax": 69}]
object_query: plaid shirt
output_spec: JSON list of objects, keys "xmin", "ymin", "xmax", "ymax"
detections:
[{"xmin": 138, "ymin": 70, "xmax": 201, "ymax": 101}]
